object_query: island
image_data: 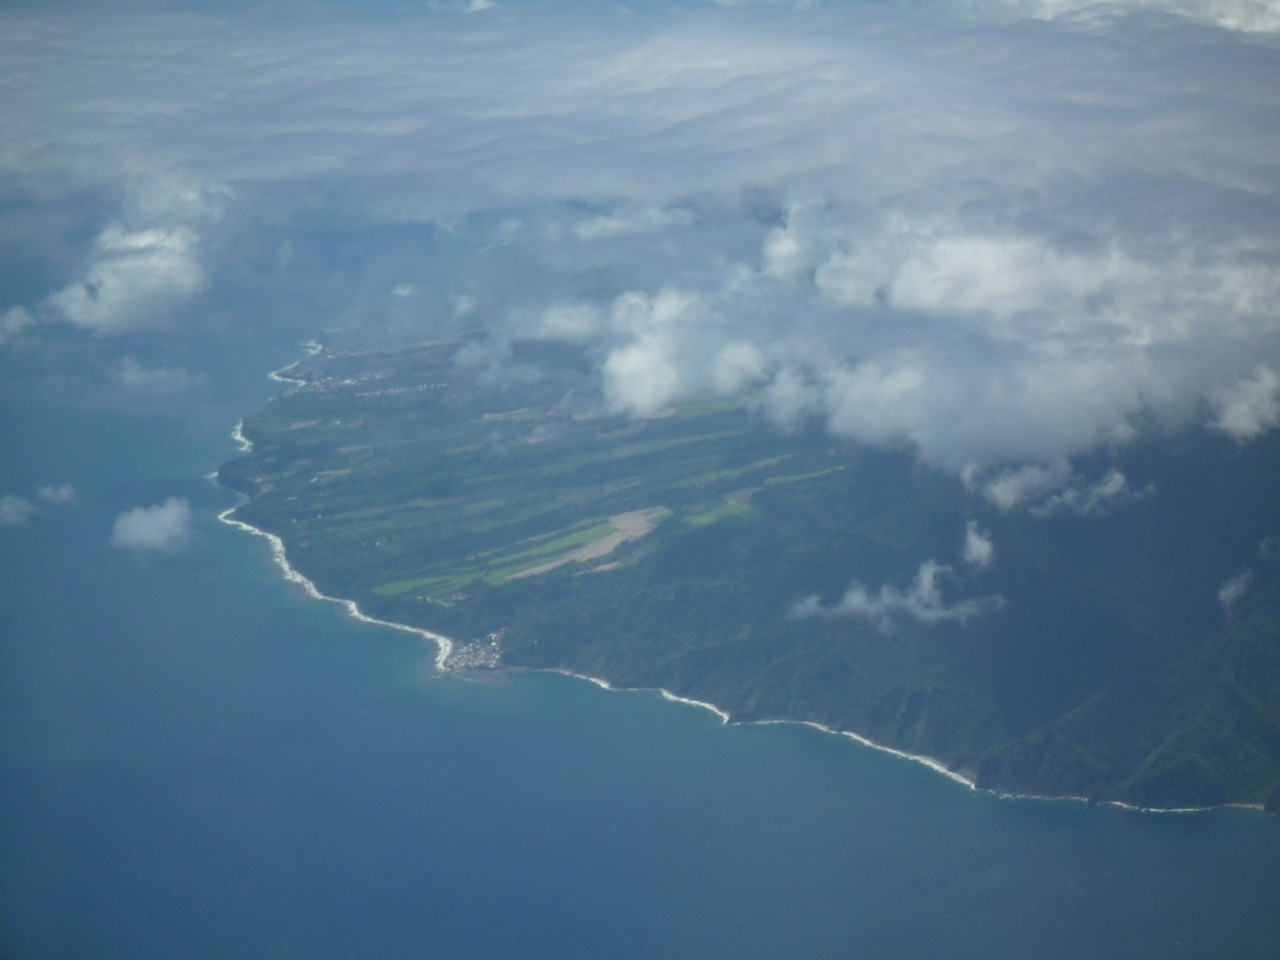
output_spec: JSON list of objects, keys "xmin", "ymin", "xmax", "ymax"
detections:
[{"xmin": 219, "ymin": 335, "xmax": 1280, "ymax": 811}]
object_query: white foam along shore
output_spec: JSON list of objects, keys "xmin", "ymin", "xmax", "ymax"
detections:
[
  {"xmin": 231, "ymin": 419, "xmax": 253, "ymax": 453},
  {"xmin": 267, "ymin": 339, "xmax": 322, "ymax": 387},
  {"xmin": 551, "ymin": 669, "xmax": 1270, "ymax": 813},
  {"xmin": 218, "ymin": 501, "xmax": 454, "ymax": 670},
  {"xmin": 219, "ymin": 481, "xmax": 1262, "ymax": 814}
]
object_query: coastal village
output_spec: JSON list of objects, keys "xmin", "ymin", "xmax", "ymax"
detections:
[{"xmin": 442, "ymin": 628, "xmax": 505, "ymax": 671}]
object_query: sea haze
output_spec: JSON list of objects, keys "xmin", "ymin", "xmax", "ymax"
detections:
[{"xmin": 2, "ymin": 340, "xmax": 1279, "ymax": 960}]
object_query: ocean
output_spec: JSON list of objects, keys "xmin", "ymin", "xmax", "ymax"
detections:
[{"xmin": 2, "ymin": 341, "xmax": 1279, "ymax": 960}]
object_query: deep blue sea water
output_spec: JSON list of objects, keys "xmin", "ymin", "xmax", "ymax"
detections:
[{"xmin": 3, "ymin": 344, "xmax": 1280, "ymax": 960}]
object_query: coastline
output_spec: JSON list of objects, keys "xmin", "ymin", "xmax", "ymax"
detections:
[
  {"xmin": 217, "ymin": 500, "xmax": 454, "ymax": 670},
  {"xmin": 218, "ymin": 346, "xmax": 1266, "ymax": 817},
  {"xmin": 551, "ymin": 672, "xmax": 1265, "ymax": 814},
  {"xmin": 218, "ymin": 482, "xmax": 1264, "ymax": 814}
]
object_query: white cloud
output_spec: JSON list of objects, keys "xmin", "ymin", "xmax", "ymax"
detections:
[
  {"xmin": 111, "ymin": 497, "xmax": 193, "ymax": 553},
  {"xmin": 601, "ymin": 289, "xmax": 708, "ymax": 415},
  {"xmin": 1218, "ymin": 568, "xmax": 1253, "ymax": 615},
  {"xmin": 972, "ymin": 461, "xmax": 1145, "ymax": 516},
  {"xmin": 792, "ymin": 560, "xmax": 1005, "ymax": 631},
  {"xmin": 711, "ymin": 341, "xmax": 766, "ymax": 395},
  {"xmin": 959, "ymin": 0, "xmax": 1280, "ymax": 33},
  {"xmin": 603, "ymin": 333, "xmax": 682, "ymax": 417},
  {"xmin": 760, "ymin": 365, "xmax": 822, "ymax": 432},
  {"xmin": 1, "ymin": 484, "xmax": 76, "ymax": 526},
  {"xmin": 0, "ymin": 306, "xmax": 34, "ymax": 346},
  {"xmin": 574, "ymin": 205, "xmax": 693, "ymax": 242},
  {"xmin": 963, "ymin": 520, "xmax": 995, "ymax": 569},
  {"xmin": 1033, "ymin": 469, "xmax": 1144, "ymax": 517},
  {"xmin": 36, "ymin": 483, "xmax": 74, "ymax": 505},
  {"xmin": 111, "ymin": 356, "xmax": 204, "ymax": 395},
  {"xmin": 1212, "ymin": 366, "xmax": 1280, "ymax": 443},
  {"xmin": 538, "ymin": 302, "xmax": 605, "ymax": 342},
  {"xmin": 49, "ymin": 225, "xmax": 205, "ymax": 334},
  {"xmin": 0, "ymin": 494, "xmax": 37, "ymax": 527},
  {"xmin": 976, "ymin": 460, "xmax": 1073, "ymax": 511}
]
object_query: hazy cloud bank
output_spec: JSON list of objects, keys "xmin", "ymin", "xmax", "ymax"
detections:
[{"xmin": 2, "ymin": 0, "xmax": 1278, "ymax": 478}]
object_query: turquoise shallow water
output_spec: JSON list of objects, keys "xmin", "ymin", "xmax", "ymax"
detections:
[{"xmin": 2, "ymin": 353, "xmax": 1280, "ymax": 960}]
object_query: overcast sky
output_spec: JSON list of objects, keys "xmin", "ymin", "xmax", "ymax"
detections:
[{"xmin": 2, "ymin": 0, "xmax": 1278, "ymax": 475}]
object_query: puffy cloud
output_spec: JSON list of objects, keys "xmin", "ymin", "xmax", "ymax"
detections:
[
  {"xmin": 110, "ymin": 497, "xmax": 193, "ymax": 553},
  {"xmin": 601, "ymin": 289, "xmax": 707, "ymax": 415},
  {"xmin": 760, "ymin": 365, "xmax": 823, "ymax": 432},
  {"xmin": 1212, "ymin": 366, "xmax": 1280, "ymax": 443},
  {"xmin": 963, "ymin": 520, "xmax": 995, "ymax": 570},
  {"xmin": 974, "ymin": 460, "xmax": 1073, "ymax": 512},
  {"xmin": 792, "ymin": 560, "xmax": 1005, "ymax": 632},
  {"xmin": 971, "ymin": 461, "xmax": 1145, "ymax": 515},
  {"xmin": 48, "ymin": 225, "xmax": 205, "ymax": 334},
  {"xmin": 1218, "ymin": 568, "xmax": 1253, "ymax": 616},
  {"xmin": 1033, "ymin": 469, "xmax": 1146, "ymax": 517},
  {"xmin": 603, "ymin": 333, "xmax": 682, "ymax": 416},
  {"xmin": 711, "ymin": 341, "xmax": 766, "ymax": 395},
  {"xmin": 0, "ymin": 494, "xmax": 37, "ymax": 527}
]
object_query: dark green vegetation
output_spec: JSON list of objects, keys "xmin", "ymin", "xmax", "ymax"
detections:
[{"xmin": 220, "ymin": 338, "xmax": 1280, "ymax": 811}]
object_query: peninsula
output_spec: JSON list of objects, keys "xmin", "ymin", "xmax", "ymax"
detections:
[{"xmin": 219, "ymin": 336, "xmax": 1280, "ymax": 811}]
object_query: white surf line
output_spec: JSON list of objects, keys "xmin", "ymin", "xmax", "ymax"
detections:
[
  {"xmin": 267, "ymin": 340, "xmax": 321, "ymax": 386},
  {"xmin": 218, "ymin": 503, "xmax": 454, "ymax": 670},
  {"xmin": 231, "ymin": 419, "xmax": 253, "ymax": 453},
  {"xmin": 268, "ymin": 363, "xmax": 305, "ymax": 386},
  {"xmin": 554, "ymin": 667, "xmax": 974, "ymax": 788},
  {"xmin": 219, "ymin": 341, "xmax": 454, "ymax": 670},
  {"xmin": 551, "ymin": 670, "xmax": 732, "ymax": 723},
  {"xmin": 1097, "ymin": 799, "xmax": 1266, "ymax": 815},
  {"xmin": 552, "ymin": 672, "xmax": 1266, "ymax": 812},
  {"xmin": 658, "ymin": 688, "xmax": 732, "ymax": 724},
  {"xmin": 753, "ymin": 719, "xmax": 977, "ymax": 790}
]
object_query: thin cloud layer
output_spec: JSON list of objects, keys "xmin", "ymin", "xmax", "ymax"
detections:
[
  {"xmin": 1, "ymin": 483, "xmax": 76, "ymax": 526},
  {"xmin": 2, "ymin": 0, "xmax": 1278, "ymax": 472},
  {"xmin": 0, "ymin": 494, "xmax": 37, "ymax": 527}
]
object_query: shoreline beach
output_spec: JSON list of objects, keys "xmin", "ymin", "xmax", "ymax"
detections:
[{"xmin": 216, "ymin": 500, "xmax": 454, "ymax": 671}]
